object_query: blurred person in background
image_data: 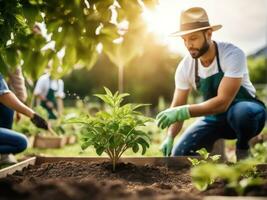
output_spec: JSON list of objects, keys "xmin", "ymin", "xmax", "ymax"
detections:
[{"xmin": 33, "ymin": 64, "xmax": 65, "ymax": 119}]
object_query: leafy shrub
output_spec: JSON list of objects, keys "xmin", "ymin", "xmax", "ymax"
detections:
[{"xmin": 68, "ymin": 87, "xmax": 152, "ymax": 171}]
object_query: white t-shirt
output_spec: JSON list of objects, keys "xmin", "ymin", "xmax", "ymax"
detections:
[
  {"xmin": 175, "ymin": 41, "xmax": 256, "ymax": 97},
  {"xmin": 34, "ymin": 73, "xmax": 65, "ymax": 98}
]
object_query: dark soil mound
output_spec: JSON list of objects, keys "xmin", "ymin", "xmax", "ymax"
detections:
[{"xmin": 0, "ymin": 161, "xmax": 266, "ymax": 200}]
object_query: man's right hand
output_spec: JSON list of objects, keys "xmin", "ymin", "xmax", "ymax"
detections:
[
  {"xmin": 31, "ymin": 113, "xmax": 48, "ymax": 130},
  {"xmin": 161, "ymin": 136, "xmax": 174, "ymax": 156}
]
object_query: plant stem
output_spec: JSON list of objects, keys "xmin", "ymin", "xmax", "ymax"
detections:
[
  {"xmin": 113, "ymin": 148, "xmax": 116, "ymax": 171},
  {"xmin": 105, "ymin": 149, "xmax": 112, "ymax": 160},
  {"xmin": 116, "ymin": 146, "xmax": 128, "ymax": 163}
]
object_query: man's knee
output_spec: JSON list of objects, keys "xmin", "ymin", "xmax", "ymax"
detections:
[
  {"xmin": 227, "ymin": 102, "xmax": 266, "ymax": 134},
  {"xmin": 172, "ymin": 146, "xmax": 198, "ymax": 156}
]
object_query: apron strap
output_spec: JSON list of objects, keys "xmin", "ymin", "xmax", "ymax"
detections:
[
  {"xmin": 48, "ymin": 75, "xmax": 51, "ymax": 89},
  {"xmin": 194, "ymin": 59, "xmax": 200, "ymax": 89},
  {"xmin": 214, "ymin": 41, "xmax": 222, "ymax": 72}
]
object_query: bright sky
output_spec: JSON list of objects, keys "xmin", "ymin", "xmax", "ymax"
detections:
[{"xmin": 142, "ymin": 0, "xmax": 267, "ymax": 56}]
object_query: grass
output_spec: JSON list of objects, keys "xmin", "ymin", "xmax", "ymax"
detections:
[
  {"xmin": 15, "ymin": 119, "xmax": 197, "ymax": 160},
  {"xmin": 16, "ymin": 141, "xmax": 163, "ymax": 160}
]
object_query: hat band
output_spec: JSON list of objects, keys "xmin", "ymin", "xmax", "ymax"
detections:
[{"xmin": 180, "ymin": 21, "xmax": 210, "ymax": 31}]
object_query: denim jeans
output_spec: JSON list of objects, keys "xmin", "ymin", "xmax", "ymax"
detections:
[
  {"xmin": 0, "ymin": 74, "xmax": 28, "ymax": 154},
  {"xmin": 172, "ymin": 101, "xmax": 266, "ymax": 156}
]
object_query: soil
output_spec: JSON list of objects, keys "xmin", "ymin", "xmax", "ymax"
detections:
[{"xmin": 0, "ymin": 161, "xmax": 266, "ymax": 200}]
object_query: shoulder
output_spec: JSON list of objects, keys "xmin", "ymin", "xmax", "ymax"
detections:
[
  {"xmin": 217, "ymin": 41, "xmax": 247, "ymax": 77},
  {"xmin": 217, "ymin": 41, "xmax": 245, "ymax": 59},
  {"xmin": 58, "ymin": 79, "xmax": 64, "ymax": 87},
  {"xmin": 35, "ymin": 74, "xmax": 50, "ymax": 88},
  {"xmin": 176, "ymin": 55, "xmax": 193, "ymax": 72},
  {"xmin": 38, "ymin": 73, "xmax": 50, "ymax": 82},
  {"xmin": 175, "ymin": 55, "xmax": 194, "ymax": 80}
]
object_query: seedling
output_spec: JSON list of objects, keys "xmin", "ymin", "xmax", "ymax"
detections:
[
  {"xmin": 191, "ymin": 156, "xmax": 264, "ymax": 194},
  {"xmin": 188, "ymin": 148, "xmax": 221, "ymax": 167},
  {"xmin": 250, "ymin": 141, "xmax": 267, "ymax": 163},
  {"xmin": 68, "ymin": 87, "xmax": 152, "ymax": 171}
]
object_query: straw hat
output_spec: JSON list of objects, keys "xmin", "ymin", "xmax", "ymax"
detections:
[{"xmin": 172, "ymin": 7, "xmax": 222, "ymax": 36}]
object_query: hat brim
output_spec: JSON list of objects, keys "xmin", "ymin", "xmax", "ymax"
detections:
[{"xmin": 170, "ymin": 24, "xmax": 222, "ymax": 37}]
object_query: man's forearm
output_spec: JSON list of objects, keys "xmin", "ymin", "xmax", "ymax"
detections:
[
  {"xmin": 0, "ymin": 92, "xmax": 34, "ymax": 118},
  {"xmin": 167, "ymin": 121, "xmax": 184, "ymax": 138},
  {"xmin": 189, "ymin": 96, "xmax": 231, "ymax": 117}
]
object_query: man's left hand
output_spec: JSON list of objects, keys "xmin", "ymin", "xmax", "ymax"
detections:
[{"xmin": 156, "ymin": 105, "xmax": 191, "ymax": 129}]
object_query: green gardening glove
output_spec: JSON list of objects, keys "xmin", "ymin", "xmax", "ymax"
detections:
[
  {"xmin": 161, "ymin": 136, "xmax": 174, "ymax": 156},
  {"xmin": 156, "ymin": 105, "xmax": 191, "ymax": 129}
]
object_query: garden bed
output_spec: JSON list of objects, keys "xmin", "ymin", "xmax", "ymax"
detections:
[
  {"xmin": 0, "ymin": 157, "xmax": 266, "ymax": 200},
  {"xmin": 33, "ymin": 135, "xmax": 67, "ymax": 148}
]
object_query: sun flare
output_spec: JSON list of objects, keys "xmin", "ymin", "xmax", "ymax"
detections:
[{"xmin": 141, "ymin": 1, "xmax": 186, "ymax": 54}]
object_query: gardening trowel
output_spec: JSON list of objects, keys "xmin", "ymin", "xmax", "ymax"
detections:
[{"xmin": 48, "ymin": 126, "xmax": 57, "ymax": 136}]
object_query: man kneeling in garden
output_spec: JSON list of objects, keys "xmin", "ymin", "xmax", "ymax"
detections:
[{"xmin": 156, "ymin": 7, "xmax": 266, "ymax": 160}]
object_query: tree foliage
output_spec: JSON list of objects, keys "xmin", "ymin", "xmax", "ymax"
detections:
[
  {"xmin": 0, "ymin": 0, "xmax": 158, "ymax": 81},
  {"xmin": 247, "ymin": 57, "xmax": 267, "ymax": 84},
  {"xmin": 63, "ymin": 33, "xmax": 181, "ymax": 107}
]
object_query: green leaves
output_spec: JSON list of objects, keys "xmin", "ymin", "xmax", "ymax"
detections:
[
  {"xmin": 196, "ymin": 148, "xmax": 210, "ymax": 159},
  {"xmin": 70, "ymin": 87, "xmax": 152, "ymax": 171},
  {"xmin": 250, "ymin": 141, "xmax": 267, "ymax": 163},
  {"xmin": 191, "ymin": 159, "xmax": 264, "ymax": 194},
  {"xmin": 190, "ymin": 147, "xmax": 266, "ymax": 195},
  {"xmin": 94, "ymin": 87, "xmax": 130, "ymax": 107},
  {"xmin": 187, "ymin": 158, "xmax": 201, "ymax": 166},
  {"xmin": 0, "ymin": 0, "xmax": 158, "ymax": 81},
  {"xmin": 188, "ymin": 148, "xmax": 221, "ymax": 167}
]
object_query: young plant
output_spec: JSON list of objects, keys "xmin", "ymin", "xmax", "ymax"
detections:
[
  {"xmin": 250, "ymin": 141, "xmax": 267, "ymax": 163},
  {"xmin": 68, "ymin": 87, "xmax": 152, "ymax": 171},
  {"xmin": 188, "ymin": 148, "xmax": 221, "ymax": 166},
  {"xmin": 49, "ymin": 119, "xmax": 66, "ymax": 135},
  {"xmin": 191, "ymin": 157, "xmax": 264, "ymax": 194}
]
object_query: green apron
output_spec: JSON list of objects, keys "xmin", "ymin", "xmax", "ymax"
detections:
[
  {"xmin": 195, "ymin": 42, "xmax": 265, "ymax": 121},
  {"xmin": 40, "ymin": 77, "xmax": 58, "ymax": 119}
]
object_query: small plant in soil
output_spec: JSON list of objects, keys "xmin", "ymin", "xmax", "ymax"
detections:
[
  {"xmin": 250, "ymin": 141, "xmax": 267, "ymax": 163},
  {"xmin": 191, "ymin": 156, "xmax": 265, "ymax": 195},
  {"xmin": 188, "ymin": 148, "xmax": 221, "ymax": 166},
  {"xmin": 68, "ymin": 87, "xmax": 152, "ymax": 171}
]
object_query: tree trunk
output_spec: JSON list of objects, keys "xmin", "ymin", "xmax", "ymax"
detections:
[{"xmin": 118, "ymin": 64, "xmax": 123, "ymax": 93}]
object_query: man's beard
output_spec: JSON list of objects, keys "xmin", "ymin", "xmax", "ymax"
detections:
[{"xmin": 189, "ymin": 37, "xmax": 210, "ymax": 59}]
